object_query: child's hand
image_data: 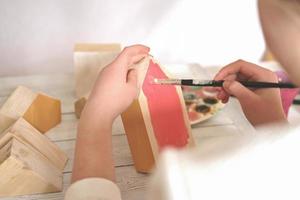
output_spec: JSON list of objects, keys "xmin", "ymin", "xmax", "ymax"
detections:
[
  {"xmin": 87, "ymin": 44, "xmax": 150, "ymax": 123},
  {"xmin": 214, "ymin": 60, "xmax": 286, "ymax": 126}
]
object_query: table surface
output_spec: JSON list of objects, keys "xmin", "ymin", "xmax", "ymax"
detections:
[{"xmin": 0, "ymin": 64, "xmax": 297, "ymax": 200}]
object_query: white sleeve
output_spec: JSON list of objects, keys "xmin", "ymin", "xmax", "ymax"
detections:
[{"xmin": 64, "ymin": 178, "xmax": 121, "ymax": 200}]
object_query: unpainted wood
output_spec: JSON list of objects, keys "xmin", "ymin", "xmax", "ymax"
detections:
[
  {"xmin": 121, "ymin": 100, "xmax": 155, "ymax": 173},
  {"xmin": 74, "ymin": 43, "xmax": 121, "ymax": 98},
  {"xmin": 2, "ymin": 118, "xmax": 68, "ymax": 170},
  {"xmin": 74, "ymin": 97, "xmax": 87, "ymax": 119},
  {"xmin": 0, "ymin": 86, "xmax": 62, "ymax": 133},
  {"xmin": 0, "ymin": 137, "xmax": 62, "ymax": 197},
  {"xmin": 0, "ymin": 115, "xmax": 15, "ymax": 134},
  {"xmin": 23, "ymin": 93, "xmax": 61, "ymax": 133},
  {"xmin": 0, "ymin": 86, "xmax": 37, "ymax": 119}
]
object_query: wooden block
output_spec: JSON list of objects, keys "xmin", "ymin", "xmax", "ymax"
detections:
[
  {"xmin": 121, "ymin": 57, "xmax": 194, "ymax": 173},
  {"xmin": 0, "ymin": 118, "xmax": 68, "ymax": 170},
  {"xmin": 0, "ymin": 114, "xmax": 15, "ymax": 133},
  {"xmin": 0, "ymin": 86, "xmax": 61, "ymax": 133},
  {"xmin": 0, "ymin": 136, "xmax": 62, "ymax": 197},
  {"xmin": 74, "ymin": 43, "xmax": 122, "ymax": 98},
  {"xmin": 74, "ymin": 96, "xmax": 87, "ymax": 119}
]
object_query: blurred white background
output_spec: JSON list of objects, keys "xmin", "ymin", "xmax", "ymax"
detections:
[{"xmin": 0, "ymin": 0, "xmax": 265, "ymax": 76}]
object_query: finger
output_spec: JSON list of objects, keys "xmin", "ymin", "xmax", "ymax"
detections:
[
  {"xmin": 214, "ymin": 59, "xmax": 270, "ymax": 81},
  {"xmin": 223, "ymin": 80, "xmax": 258, "ymax": 105},
  {"xmin": 114, "ymin": 45, "xmax": 150, "ymax": 67},
  {"xmin": 203, "ymin": 86, "xmax": 220, "ymax": 93},
  {"xmin": 222, "ymin": 95, "xmax": 229, "ymax": 104},
  {"xmin": 217, "ymin": 89, "xmax": 229, "ymax": 101},
  {"xmin": 214, "ymin": 73, "xmax": 237, "ymax": 81}
]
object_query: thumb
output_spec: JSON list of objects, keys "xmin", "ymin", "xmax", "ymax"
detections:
[
  {"xmin": 127, "ymin": 69, "xmax": 139, "ymax": 98},
  {"xmin": 223, "ymin": 80, "xmax": 258, "ymax": 104},
  {"xmin": 127, "ymin": 69, "xmax": 137, "ymax": 85}
]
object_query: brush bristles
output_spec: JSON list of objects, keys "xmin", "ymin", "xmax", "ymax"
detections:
[{"xmin": 152, "ymin": 78, "xmax": 181, "ymax": 85}]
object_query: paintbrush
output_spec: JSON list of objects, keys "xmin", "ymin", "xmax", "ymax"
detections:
[{"xmin": 153, "ymin": 78, "xmax": 297, "ymax": 88}]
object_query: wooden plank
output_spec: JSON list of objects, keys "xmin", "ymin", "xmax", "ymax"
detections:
[
  {"xmin": 54, "ymin": 134, "xmax": 134, "ymax": 173},
  {"xmin": 0, "ymin": 165, "xmax": 149, "ymax": 200},
  {"xmin": 46, "ymin": 114, "xmax": 125, "ymax": 142},
  {"xmin": 192, "ymin": 124, "xmax": 243, "ymax": 142}
]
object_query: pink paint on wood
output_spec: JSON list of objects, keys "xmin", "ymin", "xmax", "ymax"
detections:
[
  {"xmin": 142, "ymin": 60, "xmax": 189, "ymax": 150},
  {"xmin": 276, "ymin": 71, "xmax": 300, "ymax": 116}
]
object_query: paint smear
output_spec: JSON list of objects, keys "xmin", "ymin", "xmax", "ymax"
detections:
[{"xmin": 142, "ymin": 60, "xmax": 189, "ymax": 150}]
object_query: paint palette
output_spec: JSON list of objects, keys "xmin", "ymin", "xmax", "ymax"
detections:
[{"xmin": 182, "ymin": 86, "xmax": 225, "ymax": 125}]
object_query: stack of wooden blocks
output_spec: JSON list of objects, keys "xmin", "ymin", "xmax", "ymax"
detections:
[{"xmin": 0, "ymin": 86, "xmax": 68, "ymax": 197}]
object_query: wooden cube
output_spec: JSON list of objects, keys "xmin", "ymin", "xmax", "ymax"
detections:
[
  {"xmin": 121, "ymin": 57, "xmax": 194, "ymax": 173},
  {"xmin": 0, "ymin": 86, "xmax": 61, "ymax": 133}
]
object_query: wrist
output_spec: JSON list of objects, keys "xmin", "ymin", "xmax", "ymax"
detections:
[{"xmin": 81, "ymin": 97, "xmax": 115, "ymax": 129}]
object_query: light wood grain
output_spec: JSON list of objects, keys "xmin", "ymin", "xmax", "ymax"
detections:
[
  {"xmin": 23, "ymin": 94, "xmax": 61, "ymax": 133},
  {"xmin": 0, "ymin": 137, "xmax": 62, "ymax": 197},
  {"xmin": 0, "ymin": 86, "xmax": 37, "ymax": 119},
  {"xmin": 55, "ymin": 135, "xmax": 134, "ymax": 173},
  {"xmin": 74, "ymin": 43, "xmax": 121, "ymax": 98},
  {"xmin": 0, "ymin": 86, "xmax": 62, "ymax": 133},
  {"xmin": 3, "ymin": 118, "xmax": 68, "ymax": 170},
  {"xmin": 0, "ymin": 165, "xmax": 149, "ymax": 200}
]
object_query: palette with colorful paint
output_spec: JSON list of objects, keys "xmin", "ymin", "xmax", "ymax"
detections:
[{"xmin": 182, "ymin": 86, "xmax": 225, "ymax": 125}]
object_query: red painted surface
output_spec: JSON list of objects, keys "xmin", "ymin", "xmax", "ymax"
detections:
[{"xmin": 142, "ymin": 60, "xmax": 189, "ymax": 150}]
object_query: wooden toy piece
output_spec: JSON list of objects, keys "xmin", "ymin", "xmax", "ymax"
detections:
[
  {"xmin": 74, "ymin": 96, "xmax": 87, "ymax": 119},
  {"xmin": 121, "ymin": 57, "xmax": 194, "ymax": 173},
  {"xmin": 0, "ymin": 118, "xmax": 68, "ymax": 170},
  {"xmin": 0, "ymin": 136, "xmax": 62, "ymax": 197},
  {"xmin": 74, "ymin": 43, "xmax": 121, "ymax": 98},
  {"xmin": 0, "ymin": 114, "xmax": 15, "ymax": 133},
  {"xmin": 0, "ymin": 86, "xmax": 61, "ymax": 133}
]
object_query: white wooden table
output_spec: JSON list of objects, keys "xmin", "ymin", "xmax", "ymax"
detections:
[{"xmin": 0, "ymin": 65, "xmax": 275, "ymax": 200}]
